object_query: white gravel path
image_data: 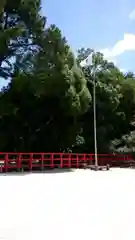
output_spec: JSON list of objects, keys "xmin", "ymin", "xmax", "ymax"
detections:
[{"xmin": 0, "ymin": 168, "xmax": 135, "ymax": 240}]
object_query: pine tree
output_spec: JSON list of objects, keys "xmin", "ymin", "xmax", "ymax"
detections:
[{"xmin": 0, "ymin": 0, "xmax": 45, "ymax": 79}]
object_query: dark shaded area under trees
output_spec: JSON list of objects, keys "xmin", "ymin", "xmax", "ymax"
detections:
[{"xmin": 0, "ymin": 0, "xmax": 135, "ymax": 155}]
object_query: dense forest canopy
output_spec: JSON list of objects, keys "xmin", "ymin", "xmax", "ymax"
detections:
[{"xmin": 0, "ymin": 0, "xmax": 135, "ymax": 154}]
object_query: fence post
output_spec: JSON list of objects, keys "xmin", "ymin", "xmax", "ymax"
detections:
[
  {"xmin": 17, "ymin": 153, "xmax": 21, "ymax": 171},
  {"xmin": 29, "ymin": 153, "xmax": 32, "ymax": 171},
  {"xmin": 51, "ymin": 154, "xmax": 54, "ymax": 168},
  {"xmin": 76, "ymin": 155, "xmax": 79, "ymax": 168},
  {"xmin": 68, "ymin": 154, "xmax": 71, "ymax": 168},
  {"xmin": 90, "ymin": 153, "xmax": 93, "ymax": 165},
  {"xmin": 41, "ymin": 153, "xmax": 44, "ymax": 171},
  {"xmin": 0, "ymin": 162, "xmax": 2, "ymax": 173},
  {"xmin": 5, "ymin": 153, "xmax": 8, "ymax": 172},
  {"xmin": 60, "ymin": 154, "xmax": 63, "ymax": 168},
  {"xmin": 83, "ymin": 154, "xmax": 86, "ymax": 168}
]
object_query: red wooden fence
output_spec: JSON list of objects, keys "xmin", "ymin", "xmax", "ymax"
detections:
[{"xmin": 0, "ymin": 152, "xmax": 133, "ymax": 172}]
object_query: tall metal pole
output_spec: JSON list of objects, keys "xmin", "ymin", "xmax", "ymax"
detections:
[{"xmin": 93, "ymin": 54, "xmax": 98, "ymax": 167}]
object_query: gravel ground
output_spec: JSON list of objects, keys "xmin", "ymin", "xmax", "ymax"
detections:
[{"xmin": 0, "ymin": 168, "xmax": 135, "ymax": 240}]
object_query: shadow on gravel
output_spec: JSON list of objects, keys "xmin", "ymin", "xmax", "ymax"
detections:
[
  {"xmin": 0, "ymin": 168, "xmax": 75, "ymax": 177},
  {"xmin": 112, "ymin": 165, "xmax": 135, "ymax": 169}
]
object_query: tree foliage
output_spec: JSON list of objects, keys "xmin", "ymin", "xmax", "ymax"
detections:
[{"xmin": 0, "ymin": 1, "xmax": 135, "ymax": 154}]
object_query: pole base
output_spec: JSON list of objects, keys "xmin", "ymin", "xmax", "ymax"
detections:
[{"xmin": 85, "ymin": 164, "xmax": 110, "ymax": 171}]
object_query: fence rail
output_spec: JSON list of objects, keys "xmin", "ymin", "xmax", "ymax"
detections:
[{"xmin": 0, "ymin": 152, "xmax": 134, "ymax": 172}]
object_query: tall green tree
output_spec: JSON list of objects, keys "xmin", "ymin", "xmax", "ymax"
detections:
[
  {"xmin": 0, "ymin": 1, "xmax": 135, "ymax": 155},
  {"xmin": 0, "ymin": 15, "xmax": 91, "ymax": 152},
  {"xmin": 75, "ymin": 49, "xmax": 135, "ymax": 154},
  {"xmin": 0, "ymin": 0, "xmax": 45, "ymax": 79}
]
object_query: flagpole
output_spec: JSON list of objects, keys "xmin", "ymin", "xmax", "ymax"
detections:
[{"xmin": 93, "ymin": 52, "xmax": 98, "ymax": 167}]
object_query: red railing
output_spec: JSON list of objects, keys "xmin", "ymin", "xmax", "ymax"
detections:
[{"xmin": 0, "ymin": 152, "xmax": 134, "ymax": 172}]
